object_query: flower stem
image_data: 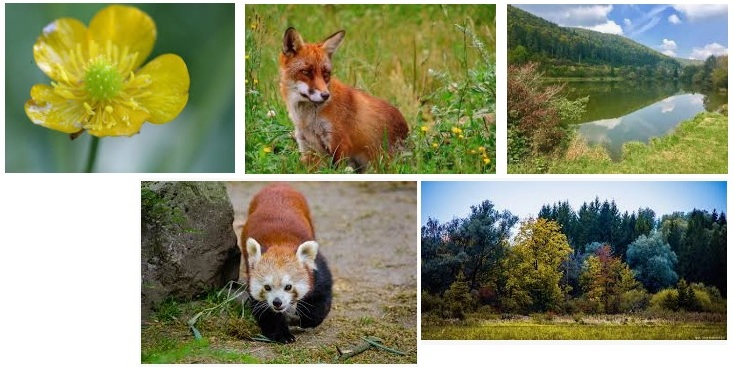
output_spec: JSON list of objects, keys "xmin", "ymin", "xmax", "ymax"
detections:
[{"xmin": 85, "ymin": 136, "xmax": 100, "ymax": 173}]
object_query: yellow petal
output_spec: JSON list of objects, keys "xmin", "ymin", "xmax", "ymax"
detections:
[
  {"xmin": 25, "ymin": 84, "xmax": 88, "ymax": 134},
  {"xmin": 33, "ymin": 18, "xmax": 88, "ymax": 82},
  {"xmin": 88, "ymin": 5, "xmax": 156, "ymax": 70},
  {"xmin": 135, "ymin": 54, "xmax": 190, "ymax": 124},
  {"xmin": 86, "ymin": 103, "xmax": 149, "ymax": 137}
]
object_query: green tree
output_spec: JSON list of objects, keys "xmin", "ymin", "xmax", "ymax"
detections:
[
  {"xmin": 503, "ymin": 218, "xmax": 572, "ymax": 313},
  {"xmin": 626, "ymin": 232, "xmax": 678, "ymax": 292},
  {"xmin": 580, "ymin": 244, "xmax": 641, "ymax": 313},
  {"xmin": 442, "ymin": 271, "xmax": 475, "ymax": 319}
]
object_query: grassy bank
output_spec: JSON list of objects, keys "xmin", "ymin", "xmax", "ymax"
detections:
[
  {"xmin": 422, "ymin": 314, "xmax": 727, "ymax": 340},
  {"xmin": 245, "ymin": 4, "xmax": 496, "ymax": 173},
  {"xmin": 542, "ymin": 76, "xmax": 625, "ymax": 82},
  {"xmin": 142, "ymin": 291, "xmax": 417, "ymax": 363},
  {"xmin": 509, "ymin": 111, "xmax": 728, "ymax": 174}
]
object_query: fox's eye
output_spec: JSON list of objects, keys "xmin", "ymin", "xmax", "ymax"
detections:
[
  {"xmin": 284, "ymin": 284, "xmax": 292, "ymax": 291},
  {"xmin": 301, "ymin": 70, "xmax": 311, "ymax": 77},
  {"xmin": 264, "ymin": 285, "xmax": 271, "ymax": 291}
]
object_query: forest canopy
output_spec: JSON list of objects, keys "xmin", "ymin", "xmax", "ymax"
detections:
[{"xmin": 422, "ymin": 197, "xmax": 726, "ymax": 317}]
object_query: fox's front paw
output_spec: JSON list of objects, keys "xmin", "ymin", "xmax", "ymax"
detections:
[{"xmin": 299, "ymin": 153, "xmax": 322, "ymax": 172}]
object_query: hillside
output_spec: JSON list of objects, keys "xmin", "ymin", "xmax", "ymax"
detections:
[{"xmin": 508, "ymin": 5, "xmax": 679, "ymax": 77}]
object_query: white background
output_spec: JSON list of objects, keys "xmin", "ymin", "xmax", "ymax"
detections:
[{"xmin": 1, "ymin": 1, "xmax": 732, "ymax": 366}]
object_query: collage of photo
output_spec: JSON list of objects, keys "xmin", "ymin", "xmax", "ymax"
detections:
[{"xmin": 1, "ymin": 2, "xmax": 729, "ymax": 367}]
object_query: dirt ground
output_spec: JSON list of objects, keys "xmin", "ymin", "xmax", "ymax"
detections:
[{"xmin": 142, "ymin": 181, "xmax": 418, "ymax": 363}]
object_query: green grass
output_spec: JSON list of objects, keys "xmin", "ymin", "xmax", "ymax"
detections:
[
  {"xmin": 422, "ymin": 314, "xmax": 727, "ymax": 340},
  {"xmin": 510, "ymin": 112, "xmax": 728, "ymax": 174},
  {"xmin": 245, "ymin": 4, "xmax": 496, "ymax": 173},
  {"xmin": 422, "ymin": 321, "xmax": 726, "ymax": 340},
  {"xmin": 142, "ymin": 338, "xmax": 260, "ymax": 364}
]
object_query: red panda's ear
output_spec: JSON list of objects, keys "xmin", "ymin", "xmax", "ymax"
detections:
[
  {"xmin": 246, "ymin": 238, "xmax": 262, "ymax": 266},
  {"xmin": 296, "ymin": 241, "xmax": 319, "ymax": 270},
  {"xmin": 321, "ymin": 30, "xmax": 345, "ymax": 58},
  {"xmin": 283, "ymin": 27, "xmax": 304, "ymax": 57}
]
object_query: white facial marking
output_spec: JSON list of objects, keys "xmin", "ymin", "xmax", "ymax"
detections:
[{"xmin": 295, "ymin": 81, "xmax": 328, "ymax": 103}]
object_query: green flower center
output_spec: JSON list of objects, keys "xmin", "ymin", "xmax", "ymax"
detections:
[{"xmin": 84, "ymin": 57, "xmax": 123, "ymax": 101}]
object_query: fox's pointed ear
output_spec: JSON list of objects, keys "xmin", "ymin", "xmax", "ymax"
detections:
[
  {"xmin": 321, "ymin": 30, "xmax": 345, "ymax": 58},
  {"xmin": 283, "ymin": 27, "xmax": 304, "ymax": 56},
  {"xmin": 246, "ymin": 238, "xmax": 262, "ymax": 266},
  {"xmin": 296, "ymin": 241, "xmax": 319, "ymax": 270}
]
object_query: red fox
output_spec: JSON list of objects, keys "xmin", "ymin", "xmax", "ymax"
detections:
[
  {"xmin": 279, "ymin": 27, "xmax": 409, "ymax": 172},
  {"xmin": 241, "ymin": 183, "xmax": 332, "ymax": 343}
]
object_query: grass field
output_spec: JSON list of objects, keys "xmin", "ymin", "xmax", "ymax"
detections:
[
  {"xmin": 509, "ymin": 111, "xmax": 728, "ymax": 174},
  {"xmin": 245, "ymin": 4, "xmax": 496, "ymax": 173},
  {"xmin": 422, "ymin": 314, "xmax": 727, "ymax": 340}
]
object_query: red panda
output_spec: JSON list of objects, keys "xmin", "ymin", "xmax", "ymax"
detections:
[{"xmin": 241, "ymin": 183, "xmax": 332, "ymax": 343}]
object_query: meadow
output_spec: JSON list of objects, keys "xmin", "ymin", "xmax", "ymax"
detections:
[
  {"xmin": 422, "ymin": 313, "xmax": 727, "ymax": 340},
  {"xmin": 245, "ymin": 4, "xmax": 496, "ymax": 173}
]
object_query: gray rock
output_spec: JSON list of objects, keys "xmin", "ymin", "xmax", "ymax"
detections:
[{"xmin": 141, "ymin": 181, "xmax": 239, "ymax": 321}]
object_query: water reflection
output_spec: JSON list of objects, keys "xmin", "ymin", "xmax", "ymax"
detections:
[{"xmin": 577, "ymin": 93, "xmax": 705, "ymax": 160}]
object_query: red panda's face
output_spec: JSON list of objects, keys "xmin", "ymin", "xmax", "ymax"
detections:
[{"xmin": 246, "ymin": 238, "xmax": 319, "ymax": 313}]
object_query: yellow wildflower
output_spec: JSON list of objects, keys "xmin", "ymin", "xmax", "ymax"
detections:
[
  {"xmin": 25, "ymin": 5, "xmax": 189, "ymax": 137},
  {"xmin": 483, "ymin": 157, "xmax": 491, "ymax": 165},
  {"xmin": 451, "ymin": 126, "xmax": 462, "ymax": 134},
  {"xmin": 432, "ymin": 143, "xmax": 439, "ymax": 148},
  {"xmin": 470, "ymin": 149, "xmax": 476, "ymax": 154},
  {"xmin": 458, "ymin": 134, "xmax": 464, "ymax": 139},
  {"xmin": 254, "ymin": 79, "xmax": 259, "ymax": 85},
  {"xmin": 478, "ymin": 146, "xmax": 486, "ymax": 152},
  {"xmin": 420, "ymin": 126, "xmax": 429, "ymax": 132},
  {"xmin": 263, "ymin": 146, "xmax": 272, "ymax": 153}
]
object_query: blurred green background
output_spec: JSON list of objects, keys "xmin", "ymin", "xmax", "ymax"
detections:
[{"xmin": 5, "ymin": 3, "xmax": 235, "ymax": 172}]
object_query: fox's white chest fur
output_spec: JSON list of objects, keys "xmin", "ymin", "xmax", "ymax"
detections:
[{"xmin": 285, "ymin": 94, "xmax": 334, "ymax": 156}]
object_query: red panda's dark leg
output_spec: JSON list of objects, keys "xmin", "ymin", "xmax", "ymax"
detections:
[{"xmin": 255, "ymin": 303, "xmax": 296, "ymax": 344}]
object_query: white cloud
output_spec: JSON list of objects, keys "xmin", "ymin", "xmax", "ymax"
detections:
[
  {"xmin": 623, "ymin": 18, "xmax": 632, "ymax": 26},
  {"xmin": 631, "ymin": 16, "xmax": 662, "ymax": 36},
  {"xmin": 580, "ymin": 20, "xmax": 624, "ymax": 35},
  {"xmin": 517, "ymin": 5, "xmax": 624, "ymax": 35},
  {"xmin": 668, "ymin": 14, "xmax": 681, "ymax": 24},
  {"xmin": 658, "ymin": 38, "xmax": 678, "ymax": 57},
  {"xmin": 673, "ymin": 4, "xmax": 728, "ymax": 21},
  {"xmin": 690, "ymin": 43, "xmax": 728, "ymax": 60},
  {"xmin": 564, "ymin": 5, "xmax": 614, "ymax": 26}
]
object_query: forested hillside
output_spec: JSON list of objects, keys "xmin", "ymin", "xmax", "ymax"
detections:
[{"xmin": 508, "ymin": 5, "xmax": 679, "ymax": 78}]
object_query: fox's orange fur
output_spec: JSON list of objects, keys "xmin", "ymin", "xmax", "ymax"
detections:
[{"xmin": 279, "ymin": 27, "xmax": 409, "ymax": 172}]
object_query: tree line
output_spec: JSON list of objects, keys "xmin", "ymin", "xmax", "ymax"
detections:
[{"xmin": 421, "ymin": 198, "xmax": 726, "ymax": 318}]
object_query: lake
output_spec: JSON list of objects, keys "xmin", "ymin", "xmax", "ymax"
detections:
[{"xmin": 562, "ymin": 81, "xmax": 725, "ymax": 160}]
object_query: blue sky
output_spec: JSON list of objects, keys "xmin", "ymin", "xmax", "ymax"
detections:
[
  {"xmin": 421, "ymin": 181, "xmax": 727, "ymax": 227},
  {"xmin": 514, "ymin": 4, "xmax": 728, "ymax": 60}
]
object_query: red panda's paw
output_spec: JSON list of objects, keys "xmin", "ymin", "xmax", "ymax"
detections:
[{"xmin": 268, "ymin": 330, "xmax": 296, "ymax": 344}]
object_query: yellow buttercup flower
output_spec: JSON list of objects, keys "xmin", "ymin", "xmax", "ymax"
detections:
[
  {"xmin": 420, "ymin": 126, "xmax": 429, "ymax": 132},
  {"xmin": 263, "ymin": 146, "xmax": 272, "ymax": 153},
  {"xmin": 25, "ymin": 5, "xmax": 190, "ymax": 137}
]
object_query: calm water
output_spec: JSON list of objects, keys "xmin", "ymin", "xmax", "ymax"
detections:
[{"xmin": 562, "ymin": 81, "xmax": 723, "ymax": 161}]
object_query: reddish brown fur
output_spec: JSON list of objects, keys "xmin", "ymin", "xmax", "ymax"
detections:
[
  {"xmin": 279, "ymin": 28, "xmax": 409, "ymax": 171},
  {"xmin": 241, "ymin": 184, "xmax": 315, "ymax": 284}
]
